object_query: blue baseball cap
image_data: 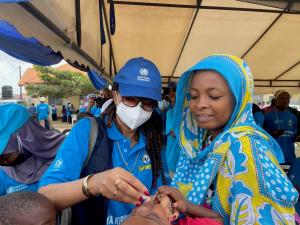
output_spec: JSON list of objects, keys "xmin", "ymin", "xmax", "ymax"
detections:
[
  {"xmin": 0, "ymin": 103, "xmax": 29, "ymax": 155},
  {"xmin": 114, "ymin": 57, "xmax": 162, "ymax": 101}
]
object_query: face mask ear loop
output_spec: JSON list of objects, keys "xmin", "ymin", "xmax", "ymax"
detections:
[{"xmin": 16, "ymin": 133, "xmax": 24, "ymax": 154}]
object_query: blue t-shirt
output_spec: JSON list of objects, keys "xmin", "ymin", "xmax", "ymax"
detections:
[
  {"xmin": 66, "ymin": 106, "xmax": 71, "ymax": 116},
  {"xmin": 264, "ymin": 110, "xmax": 297, "ymax": 163},
  {"xmin": 37, "ymin": 103, "xmax": 49, "ymax": 120},
  {"xmin": 106, "ymin": 122, "xmax": 161, "ymax": 225},
  {"xmin": 253, "ymin": 111, "xmax": 264, "ymax": 127},
  {"xmin": 79, "ymin": 106, "xmax": 87, "ymax": 113},
  {"xmin": 165, "ymin": 107, "xmax": 181, "ymax": 175},
  {"xmin": 28, "ymin": 106, "xmax": 36, "ymax": 116},
  {"xmin": 0, "ymin": 169, "xmax": 39, "ymax": 196},
  {"xmin": 91, "ymin": 105, "xmax": 101, "ymax": 117},
  {"xmin": 40, "ymin": 118, "xmax": 162, "ymax": 225}
]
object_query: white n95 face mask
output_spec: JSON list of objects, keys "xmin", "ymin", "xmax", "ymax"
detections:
[{"xmin": 116, "ymin": 102, "xmax": 152, "ymax": 130}]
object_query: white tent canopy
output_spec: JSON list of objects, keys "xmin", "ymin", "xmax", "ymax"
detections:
[{"xmin": 1, "ymin": 0, "xmax": 300, "ymax": 94}]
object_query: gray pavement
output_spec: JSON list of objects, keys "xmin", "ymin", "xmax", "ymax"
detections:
[{"xmin": 52, "ymin": 120, "xmax": 72, "ymax": 132}]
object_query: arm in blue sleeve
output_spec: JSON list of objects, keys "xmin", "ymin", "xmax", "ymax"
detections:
[{"xmin": 39, "ymin": 118, "xmax": 91, "ymax": 187}]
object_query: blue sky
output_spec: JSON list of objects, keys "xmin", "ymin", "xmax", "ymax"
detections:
[
  {"xmin": 0, "ymin": 50, "xmax": 32, "ymax": 95},
  {"xmin": 0, "ymin": 50, "xmax": 65, "ymax": 95}
]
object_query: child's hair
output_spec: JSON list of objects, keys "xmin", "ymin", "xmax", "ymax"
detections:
[{"xmin": 0, "ymin": 192, "xmax": 55, "ymax": 225}]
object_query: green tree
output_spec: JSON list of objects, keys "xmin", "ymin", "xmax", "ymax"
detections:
[{"xmin": 25, "ymin": 65, "xmax": 97, "ymax": 98}]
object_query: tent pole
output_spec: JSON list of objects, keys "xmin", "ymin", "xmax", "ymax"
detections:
[
  {"xmin": 110, "ymin": 1, "xmax": 300, "ymax": 14},
  {"xmin": 273, "ymin": 61, "xmax": 300, "ymax": 81},
  {"xmin": 18, "ymin": 2, "xmax": 107, "ymax": 77},
  {"xmin": 102, "ymin": 0, "xmax": 117, "ymax": 76},
  {"xmin": 170, "ymin": 0, "xmax": 202, "ymax": 78},
  {"xmin": 75, "ymin": 0, "xmax": 82, "ymax": 47}
]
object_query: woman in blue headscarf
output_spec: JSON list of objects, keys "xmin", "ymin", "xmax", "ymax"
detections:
[
  {"xmin": 160, "ymin": 54, "xmax": 298, "ymax": 224},
  {"xmin": 0, "ymin": 103, "xmax": 64, "ymax": 195}
]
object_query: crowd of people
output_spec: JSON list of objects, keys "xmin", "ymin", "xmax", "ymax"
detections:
[{"xmin": 0, "ymin": 55, "xmax": 299, "ymax": 225}]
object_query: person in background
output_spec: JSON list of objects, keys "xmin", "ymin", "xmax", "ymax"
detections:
[
  {"xmin": 169, "ymin": 54, "xmax": 296, "ymax": 224},
  {"xmin": 288, "ymin": 104, "xmax": 300, "ymax": 142},
  {"xmin": 51, "ymin": 104, "xmax": 57, "ymax": 121},
  {"xmin": 86, "ymin": 95, "xmax": 96, "ymax": 109},
  {"xmin": 0, "ymin": 104, "xmax": 64, "ymax": 196},
  {"xmin": 61, "ymin": 105, "xmax": 67, "ymax": 123},
  {"xmin": 0, "ymin": 192, "xmax": 56, "ymax": 225},
  {"xmin": 164, "ymin": 85, "xmax": 181, "ymax": 178},
  {"xmin": 66, "ymin": 103, "xmax": 72, "ymax": 123},
  {"xmin": 99, "ymin": 88, "xmax": 113, "ymax": 115},
  {"xmin": 28, "ymin": 103, "xmax": 36, "ymax": 120},
  {"xmin": 79, "ymin": 99, "xmax": 87, "ymax": 113},
  {"xmin": 89, "ymin": 88, "xmax": 112, "ymax": 117},
  {"xmin": 252, "ymin": 103, "xmax": 264, "ymax": 127},
  {"xmin": 36, "ymin": 97, "xmax": 49, "ymax": 129},
  {"xmin": 263, "ymin": 98, "xmax": 276, "ymax": 114},
  {"xmin": 39, "ymin": 57, "xmax": 167, "ymax": 225},
  {"xmin": 264, "ymin": 90, "xmax": 297, "ymax": 164}
]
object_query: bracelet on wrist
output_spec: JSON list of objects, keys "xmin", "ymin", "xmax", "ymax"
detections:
[{"xmin": 82, "ymin": 174, "xmax": 96, "ymax": 198}]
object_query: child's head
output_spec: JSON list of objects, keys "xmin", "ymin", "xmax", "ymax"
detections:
[
  {"xmin": 189, "ymin": 70, "xmax": 235, "ymax": 137},
  {"xmin": 122, "ymin": 194, "xmax": 176, "ymax": 225},
  {"xmin": 0, "ymin": 192, "xmax": 56, "ymax": 225}
]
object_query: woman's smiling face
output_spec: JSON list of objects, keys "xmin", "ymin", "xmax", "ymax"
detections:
[{"xmin": 189, "ymin": 70, "xmax": 235, "ymax": 137}]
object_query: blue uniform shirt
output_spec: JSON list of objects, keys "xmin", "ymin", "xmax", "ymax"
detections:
[
  {"xmin": 253, "ymin": 111, "xmax": 264, "ymax": 127},
  {"xmin": 39, "ymin": 119, "xmax": 90, "ymax": 186},
  {"xmin": 264, "ymin": 110, "xmax": 297, "ymax": 163},
  {"xmin": 106, "ymin": 122, "xmax": 160, "ymax": 225},
  {"xmin": 91, "ymin": 106, "xmax": 101, "ymax": 117},
  {"xmin": 0, "ymin": 169, "xmax": 39, "ymax": 196},
  {"xmin": 165, "ymin": 107, "xmax": 181, "ymax": 175},
  {"xmin": 28, "ymin": 106, "xmax": 36, "ymax": 116},
  {"xmin": 79, "ymin": 106, "xmax": 87, "ymax": 113},
  {"xmin": 37, "ymin": 103, "xmax": 49, "ymax": 120},
  {"xmin": 40, "ymin": 118, "xmax": 162, "ymax": 225}
]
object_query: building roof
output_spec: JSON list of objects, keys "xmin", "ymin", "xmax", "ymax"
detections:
[{"xmin": 19, "ymin": 64, "xmax": 85, "ymax": 86}]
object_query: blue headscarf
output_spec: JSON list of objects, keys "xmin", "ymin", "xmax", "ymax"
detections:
[
  {"xmin": 171, "ymin": 55, "xmax": 297, "ymax": 224},
  {"xmin": 0, "ymin": 103, "xmax": 29, "ymax": 155},
  {"xmin": 172, "ymin": 54, "xmax": 284, "ymax": 161}
]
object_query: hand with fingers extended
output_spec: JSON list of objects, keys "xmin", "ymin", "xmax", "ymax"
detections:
[{"xmin": 88, "ymin": 167, "xmax": 150, "ymax": 205}]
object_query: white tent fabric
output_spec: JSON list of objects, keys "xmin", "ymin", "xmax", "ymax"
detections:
[{"xmin": 1, "ymin": 0, "xmax": 300, "ymax": 94}]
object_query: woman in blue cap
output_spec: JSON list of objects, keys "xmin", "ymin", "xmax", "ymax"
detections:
[
  {"xmin": 158, "ymin": 54, "xmax": 298, "ymax": 224},
  {"xmin": 0, "ymin": 103, "xmax": 64, "ymax": 196},
  {"xmin": 39, "ymin": 57, "xmax": 167, "ymax": 225}
]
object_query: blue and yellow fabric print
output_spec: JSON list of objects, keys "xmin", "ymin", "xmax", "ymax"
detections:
[{"xmin": 171, "ymin": 54, "xmax": 298, "ymax": 224}]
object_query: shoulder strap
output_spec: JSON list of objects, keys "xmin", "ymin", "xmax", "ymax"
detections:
[{"xmin": 84, "ymin": 117, "xmax": 99, "ymax": 167}]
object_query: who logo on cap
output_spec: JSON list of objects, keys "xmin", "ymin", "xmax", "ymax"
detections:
[{"xmin": 114, "ymin": 57, "xmax": 162, "ymax": 101}]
